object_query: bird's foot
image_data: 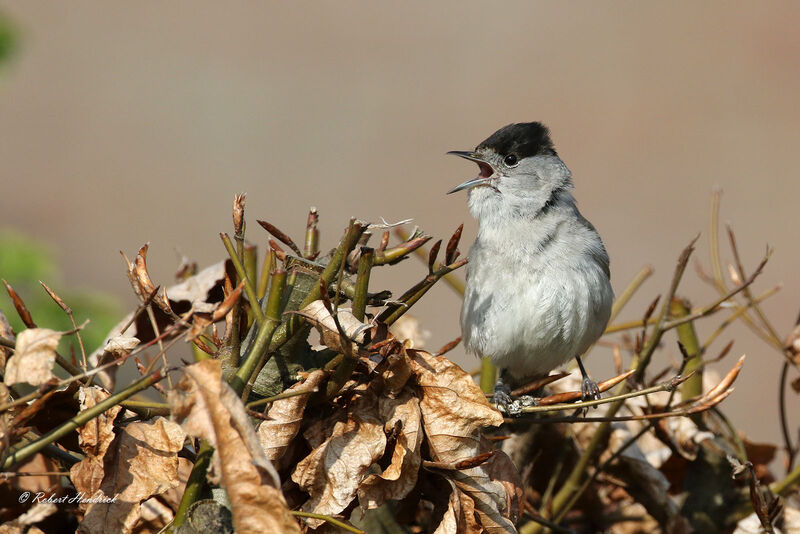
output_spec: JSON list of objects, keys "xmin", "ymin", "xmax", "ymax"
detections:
[
  {"xmin": 580, "ymin": 376, "xmax": 601, "ymax": 402},
  {"xmin": 492, "ymin": 382, "xmax": 513, "ymax": 412},
  {"xmin": 493, "ymin": 384, "xmax": 537, "ymax": 416},
  {"xmin": 575, "ymin": 355, "xmax": 601, "ymax": 403}
]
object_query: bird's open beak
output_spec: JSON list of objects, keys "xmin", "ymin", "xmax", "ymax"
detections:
[{"xmin": 446, "ymin": 151, "xmax": 495, "ymax": 194}]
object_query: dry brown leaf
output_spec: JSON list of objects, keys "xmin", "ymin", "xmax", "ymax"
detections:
[
  {"xmin": 168, "ymin": 359, "xmax": 299, "ymax": 534},
  {"xmin": 7, "ymin": 453, "xmax": 65, "ymax": 496},
  {"xmin": 135, "ymin": 497, "xmax": 175, "ymax": 533},
  {"xmin": 69, "ymin": 386, "xmax": 123, "ymax": 497},
  {"xmin": 432, "ymin": 483, "xmax": 461, "ymax": 534},
  {"xmin": 257, "ymin": 369, "xmax": 327, "ymax": 462},
  {"xmin": 390, "ymin": 314, "xmax": 431, "ymax": 349},
  {"xmin": 609, "ymin": 502, "xmax": 660, "ymax": 534},
  {"xmin": 0, "ymin": 383, "xmax": 12, "ymax": 446},
  {"xmin": 0, "ymin": 502, "xmax": 56, "ymax": 533},
  {"xmin": 159, "ymin": 456, "xmax": 194, "ymax": 511},
  {"xmin": 89, "ymin": 261, "xmax": 228, "ymax": 388},
  {"xmin": 299, "ymin": 300, "xmax": 370, "ymax": 353},
  {"xmin": 75, "ymin": 386, "xmax": 121, "ymax": 457},
  {"xmin": 3, "ymin": 328, "xmax": 61, "ymax": 386},
  {"xmin": 785, "ymin": 323, "xmax": 800, "ymax": 365},
  {"xmin": 483, "ymin": 441, "xmax": 524, "ymax": 524},
  {"xmin": 292, "ymin": 386, "xmax": 386, "ymax": 527},
  {"xmin": 75, "ymin": 417, "xmax": 186, "ymax": 534},
  {"xmin": 409, "ymin": 350, "xmax": 516, "ymax": 533},
  {"xmin": 0, "ymin": 309, "xmax": 14, "ymax": 372},
  {"xmin": 357, "ymin": 389, "xmax": 423, "ymax": 511},
  {"xmin": 302, "ymin": 405, "xmax": 347, "ymax": 451},
  {"xmin": 131, "ymin": 244, "xmax": 173, "ymax": 315},
  {"xmin": 381, "ymin": 347, "xmax": 413, "ymax": 396},
  {"xmin": 409, "ymin": 349, "xmax": 503, "ymax": 453},
  {"xmin": 89, "ymin": 336, "xmax": 140, "ymax": 391},
  {"xmin": 605, "ymin": 443, "xmax": 681, "ymax": 528},
  {"xmin": 104, "ymin": 336, "xmax": 140, "ymax": 357}
]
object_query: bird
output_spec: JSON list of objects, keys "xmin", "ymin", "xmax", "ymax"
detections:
[{"xmin": 447, "ymin": 122, "xmax": 614, "ymax": 412}]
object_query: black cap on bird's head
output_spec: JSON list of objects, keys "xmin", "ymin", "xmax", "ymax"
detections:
[{"xmin": 477, "ymin": 122, "xmax": 556, "ymax": 159}]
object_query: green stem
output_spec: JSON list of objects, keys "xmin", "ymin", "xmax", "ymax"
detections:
[
  {"xmin": 171, "ymin": 439, "xmax": 215, "ymax": 530},
  {"xmin": 671, "ymin": 298, "xmax": 703, "ymax": 403},
  {"xmin": 119, "ymin": 400, "xmax": 171, "ymax": 417},
  {"xmin": 290, "ymin": 511, "xmax": 363, "ymax": 534},
  {"xmin": 257, "ymin": 249, "xmax": 275, "ymax": 300},
  {"xmin": 192, "ymin": 341, "xmax": 212, "ymax": 362},
  {"xmin": 231, "ymin": 270, "xmax": 286, "ymax": 397},
  {"xmin": 351, "ymin": 247, "xmax": 374, "ymax": 321},
  {"xmin": 221, "ymin": 232, "xmax": 265, "ymax": 326},
  {"xmin": 266, "ymin": 220, "xmax": 365, "ymax": 352},
  {"xmin": 771, "ymin": 459, "xmax": 800, "ymax": 497},
  {"xmin": 377, "ymin": 259, "xmax": 467, "ymax": 326},
  {"xmin": 243, "ymin": 244, "xmax": 258, "ymax": 327},
  {"xmin": 480, "ymin": 357, "xmax": 496, "ymax": 395},
  {"xmin": 240, "ymin": 270, "xmax": 287, "ymax": 400}
]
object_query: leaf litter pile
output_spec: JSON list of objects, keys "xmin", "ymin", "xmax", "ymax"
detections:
[{"xmin": 1, "ymin": 191, "xmax": 800, "ymax": 533}]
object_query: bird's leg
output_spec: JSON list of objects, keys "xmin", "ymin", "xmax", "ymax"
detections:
[
  {"xmin": 492, "ymin": 369, "xmax": 513, "ymax": 410},
  {"xmin": 493, "ymin": 369, "xmax": 535, "ymax": 416},
  {"xmin": 576, "ymin": 355, "xmax": 600, "ymax": 401}
]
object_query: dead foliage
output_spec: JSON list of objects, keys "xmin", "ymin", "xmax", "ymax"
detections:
[{"xmin": 0, "ymin": 192, "xmax": 799, "ymax": 533}]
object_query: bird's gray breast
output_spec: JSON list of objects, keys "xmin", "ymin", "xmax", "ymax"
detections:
[{"xmin": 460, "ymin": 224, "xmax": 612, "ymax": 379}]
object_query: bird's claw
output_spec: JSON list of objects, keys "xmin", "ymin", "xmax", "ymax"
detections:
[
  {"xmin": 581, "ymin": 377, "xmax": 601, "ymax": 402},
  {"xmin": 492, "ymin": 383, "xmax": 513, "ymax": 412},
  {"xmin": 493, "ymin": 384, "xmax": 538, "ymax": 416}
]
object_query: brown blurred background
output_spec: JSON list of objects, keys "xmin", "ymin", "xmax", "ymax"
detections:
[{"xmin": 0, "ymin": 3, "xmax": 798, "ymax": 450}]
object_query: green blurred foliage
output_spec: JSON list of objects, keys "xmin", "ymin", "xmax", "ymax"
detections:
[
  {"xmin": 0, "ymin": 230, "xmax": 122, "ymax": 356},
  {"xmin": 0, "ymin": 11, "xmax": 17, "ymax": 66}
]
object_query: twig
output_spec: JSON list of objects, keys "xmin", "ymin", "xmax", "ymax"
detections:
[
  {"xmin": 351, "ymin": 247, "xmax": 373, "ymax": 322},
  {"xmin": 433, "ymin": 336, "xmax": 461, "ymax": 357},
  {"xmin": 117, "ymin": 285, "xmax": 161, "ymax": 336},
  {"xmin": 394, "ymin": 227, "xmax": 466, "ymax": 295},
  {"xmin": 304, "ymin": 208, "xmax": 320, "ymax": 260},
  {"xmin": 40, "ymin": 282, "xmax": 88, "ymax": 371},
  {"xmin": 144, "ymin": 299, "xmax": 171, "ymax": 390},
  {"xmin": 221, "ymin": 232, "xmax": 265, "ymax": 326},
  {"xmin": 258, "ymin": 220, "xmax": 304, "ymax": 257},
  {"xmin": 376, "ymin": 258, "xmax": 467, "ymax": 326},
  {"xmin": 779, "ymin": 361, "xmax": 796, "ymax": 471},
  {"xmin": 608, "ymin": 265, "xmax": 654, "ymax": 324},
  {"xmin": 512, "ymin": 371, "xmax": 683, "ymax": 415},
  {"xmin": 2, "ymin": 279, "xmax": 35, "ymax": 327},
  {"xmin": 289, "ymin": 511, "xmax": 364, "ymax": 534},
  {"xmin": 701, "ymin": 285, "xmax": 781, "ymax": 350},
  {"xmin": 245, "ymin": 387, "xmax": 317, "ymax": 409},
  {"xmin": 727, "ymin": 225, "xmax": 782, "ymax": 343},
  {"xmin": 233, "ymin": 220, "xmax": 366, "ymax": 395},
  {"xmin": 704, "ymin": 191, "xmax": 780, "ymax": 349},
  {"xmin": 660, "ymin": 250, "xmax": 768, "ymax": 332},
  {"xmin": 480, "ymin": 357, "xmax": 496, "ymax": 395},
  {"xmin": 510, "ymin": 372, "xmax": 571, "ymax": 397}
]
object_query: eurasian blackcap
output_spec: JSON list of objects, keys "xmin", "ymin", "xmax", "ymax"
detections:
[{"xmin": 448, "ymin": 122, "xmax": 614, "ymax": 411}]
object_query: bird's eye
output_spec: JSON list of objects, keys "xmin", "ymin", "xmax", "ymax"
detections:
[{"xmin": 503, "ymin": 154, "xmax": 518, "ymax": 166}]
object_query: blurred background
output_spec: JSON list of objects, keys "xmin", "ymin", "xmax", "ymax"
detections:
[{"xmin": 0, "ymin": 2, "xmax": 798, "ymax": 452}]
